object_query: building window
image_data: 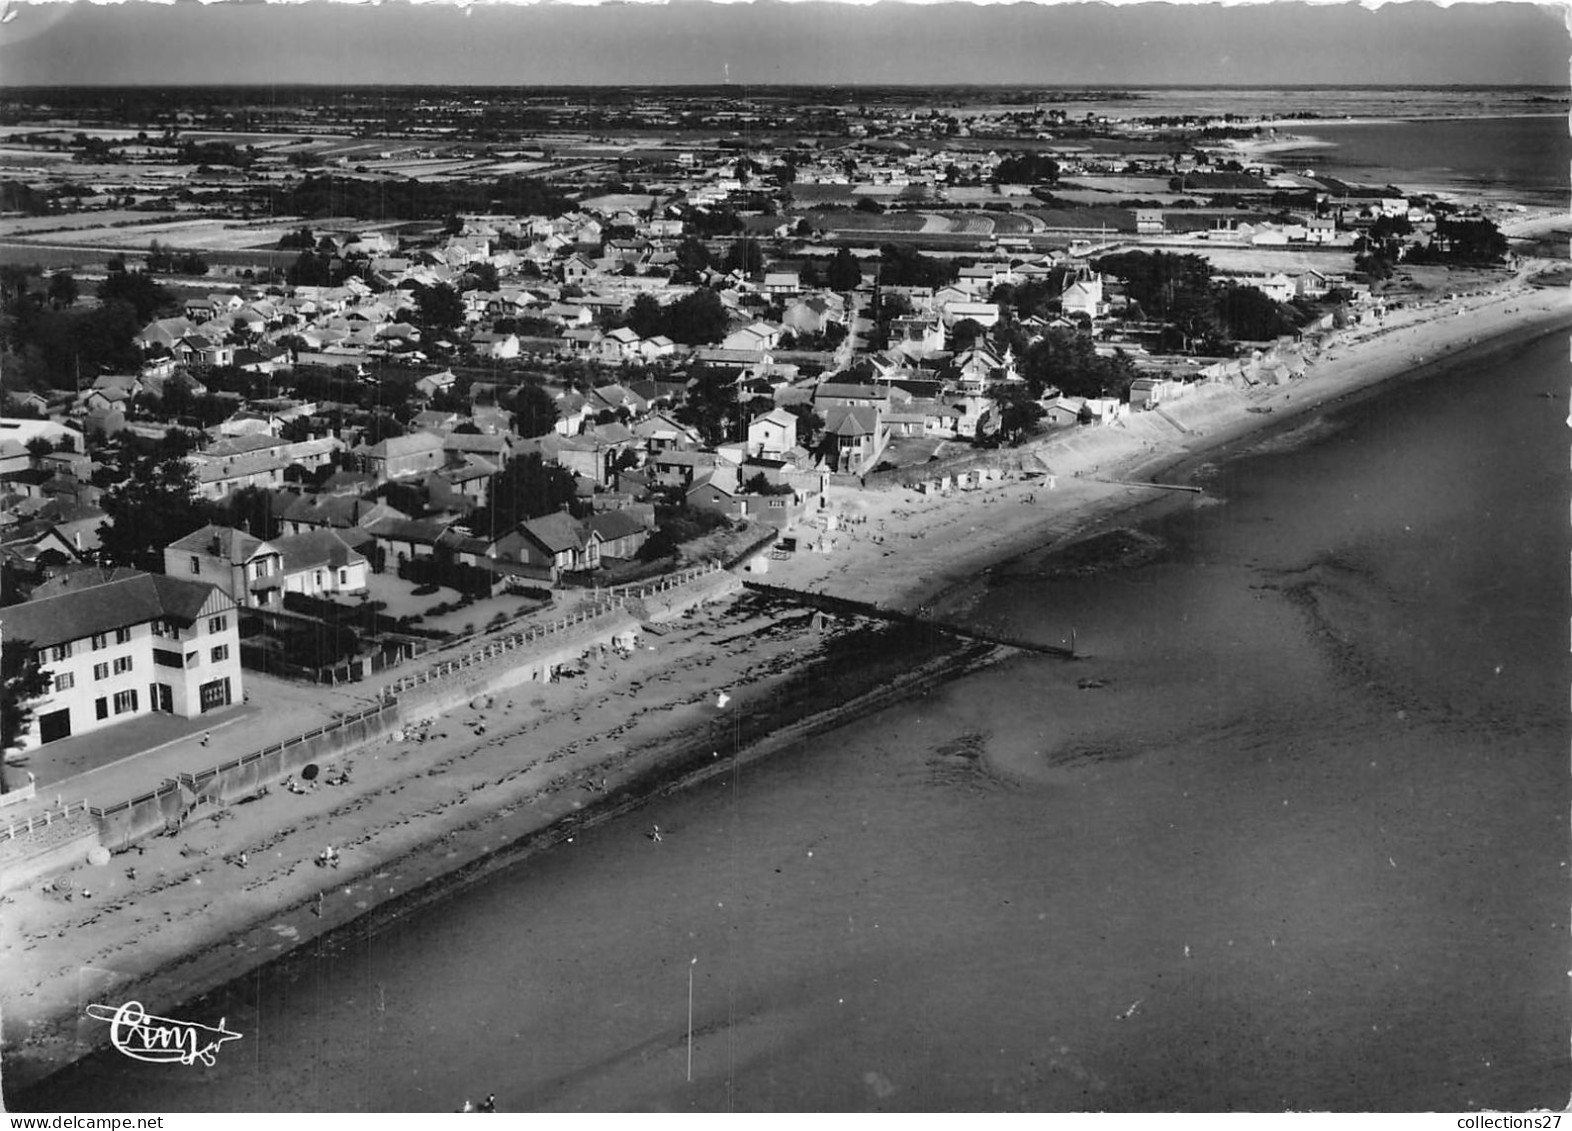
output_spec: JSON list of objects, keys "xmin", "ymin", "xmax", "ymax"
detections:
[
  {"xmin": 185, "ymin": 652, "xmax": 198, "ymax": 667},
  {"xmin": 208, "ymin": 615, "xmax": 228, "ymax": 634},
  {"xmin": 53, "ymin": 673, "xmax": 74, "ymax": 693},
  {"xmin": 166, "ymin": 621, "xmax": 182, "ymax": 640},
  {"xmin": 113, "ymin": 656, "xmax": 133, "ymax": 675},
  {"xmin": 314, "ymin": 571, "xmax": 324, "ymax": 588},
  {"xmin": 93, "ymin": 662, "xmax": 109, "ymax": 681},
  {"xmin": 189, "ymin": 555, "xmax": 201, "ymax": 575},
  {"xmin": 152, "ymin": 620, "xmax": 165, "ymax": 637},
  {"xmin": 211, "ymin": 645, "xmax": 229, "ymax": 664},
  {"xmin": 50, "ymin": 643, "xmax": 72, "ymax": 662},
  {"xmin": 91, "ymin": 633, "xmax": 107, "ymax": 650},
  {"xmin": 113, "ymin": 689, "xmax": 138, "ymax": 715},
  {"xmin": 115, "ymin": 627, "xmax": 132, "ymax": 644},
  {"xmin": 153, "ymin": 649, "xmax": 183, "ymax": 669},
  {"xmin": 339, "ymin": 569, "xmax": 348, "ymax": 585},
  {"xmin": 95, "ymin": 697, "xmax": 108, "ymax": 720}
]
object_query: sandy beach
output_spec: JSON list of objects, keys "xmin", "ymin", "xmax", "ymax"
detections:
[
  {"xmin": 0, "ymin": 591, "xmax": 991, "ymax": 1093},
  {"xmin": 3, "ymin": 258, "xmax": 1567, "ymax": 1098},
  {"xmin": 761, "ymin": 268, "xmax": 1570, "ymax": 618}
]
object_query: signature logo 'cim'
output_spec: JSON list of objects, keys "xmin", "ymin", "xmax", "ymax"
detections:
[{"xmin": 85, "ymin": 1001, "xmax": 242, "ymax": 1067}]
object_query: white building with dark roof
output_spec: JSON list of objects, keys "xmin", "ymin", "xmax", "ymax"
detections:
[{"xmin": 0, "ymin": 572, "xmax": 242, "ymax": 750}]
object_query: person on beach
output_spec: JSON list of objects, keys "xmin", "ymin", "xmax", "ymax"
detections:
[{"xmin": 201, "ymin": 731, "xmax": 211, "ymax": 747}]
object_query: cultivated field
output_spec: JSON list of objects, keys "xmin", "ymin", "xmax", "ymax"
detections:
[
  {"xmin": 1175, "ymin": 243, "xmax": 1358, "ymax": 275},
  {"xmin": 0, "ymin": 210, "xmax": 185, "ymax": 236},
  {"xmin": 4, "ymin": 217, "xmax": 299, "ymax": 251}
]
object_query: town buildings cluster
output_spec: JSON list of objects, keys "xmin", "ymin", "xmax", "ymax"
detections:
[{"xmin": 3, "ymin": 89, "xmax": 1485, "ymax": 761}]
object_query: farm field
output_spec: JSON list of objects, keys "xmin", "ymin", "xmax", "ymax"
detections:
[
  {"xmin": 1174, "ymin": 242, "xmax": 1358, "ymax": 274},
  {"xmin": 1025, "ymin": 206, "xmax": 1136, "ymax": 230},
  {"xmin": 0, "ymin": 210, "xmax": 185, "ymax": 236},
  {"xmin": 4, "ymin": 217, "xmax": 298, "ymax": 251},
  {"xmin": 0, "ymin": 242, "xmax": 299, "ymax": 271}
]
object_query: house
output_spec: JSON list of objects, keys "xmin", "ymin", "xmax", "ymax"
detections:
[
  {"xmin": 1060, "ymin": 276, "xmax": 1104, "ymax": 320},
  {"xmin": 598, "ymin": 326, "xmax": 644, "ymax": 363},
  {"xmin": 186, "ymin": 449, "xmax": 293, "ymax": 500},
  {"xmin": 1134, "ymin": 209, "xmax": 1166, "ymax": 234},
  {"xmin": 165, "ymin": 524, "xmax": 368, "ymax": 608},
  {"xmin": 721, "ymin": 322, "xmax": 783, "ymax": 354},
  {"xmin": 813, "ymin": 383, "xmax": 890, "ymax": 412},
  {"xmin": 471, "ymin": 331, "xmax": 520, "ymax": 360},
  {"xmin": 949, "ymin": 344, "xmax": 1018, "ymax": 393},
  {"xmin": 747, "ymin": 409, "xmax": 798, "ymax": 460},
  {"xmin": 631, "ymin": 412, "xmax": 701, "ymax": 455},
  {"xmin": 495, "ymin": 512, "xmax": 601, "ymax": 580},
  {"xmin": 940, "ymin": 301, "xmax": 1001, "ymax": 330},
  {"xmin": 414, "ymin": 369, "xmax": 459, "ymax": 399},
  {"xmin": 685, "ymin": 468, "xmax": 807, "ymax": 528},
  {"xmin": 0, "ymin": 572, "xmax": 243, "ymax": 749},
  {"xmin": 561, "ymin": 253, "xmax": 599, "ymax": 286},
  {"xmin": 1249, "ymin": 274, "xmax": 1297, "ymax": 303},
  {"xmin": 820, "ymin": 405, "xmax": 888, "ymax": 475},
  {"xmin": 1294, "ymin": 269, "xmax": 1332, "ymax": 299},
  {"xmin": 650, "ymin": 449, "xmax": 717, "ymax": 488},
  {"xmin": 364, "ymin": 516, "xmax": 457, "ymax": 570},
  {"xmin": 279, "ymin": 494, "xmax": 407, "ymax": 538},
  {"xmin": 270, "ymin": 528, "xmax": 371, "ymax": 599},
  {"xmin": 584, "ymin": 508, "xmax": 648, "ymax": 560},
  {"xmin": 781, "ymin": 296, "xmax": 846, "ymax": 338},
  {"xmin": 363, "ymin": 431, "xmax": 447, "ymax": 482},
  {"xmin": 762, "ymin": 272, "xmax": 801, "ymax": 297},
  {"xmin": 165, "ymin": 524, "xmax": 283, "ymax": 609}
]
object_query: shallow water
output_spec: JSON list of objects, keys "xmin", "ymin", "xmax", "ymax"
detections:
[
  {"xmin": 1273, "ymin": 115, "xmax": 1570, "ymax": 204},
  {"xmin": 18, "ymin": 325, "xmax": 1571, "ymax": 1112}
]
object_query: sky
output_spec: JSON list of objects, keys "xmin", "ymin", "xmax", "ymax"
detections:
[{"xmin": 0, "ymin": 1, "xmax": 1565, "ymax": 88}]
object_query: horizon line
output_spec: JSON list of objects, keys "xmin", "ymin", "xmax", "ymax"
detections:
[{"xmin": 2, "ymin": 81, "xmax": 1566, "ymax": 91}]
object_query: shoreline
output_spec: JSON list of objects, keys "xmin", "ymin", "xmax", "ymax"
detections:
[
  {"xmin": 4, "ymin": 264, "xmax": 1569, "ymax": 1104},
  {"xmin": 3, "ymin": 601, "xmax": 999, "ymax": 1099}
]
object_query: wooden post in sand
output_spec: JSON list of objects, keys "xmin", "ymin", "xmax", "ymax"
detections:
[
  {"xmin": 1070, "ymin": 628, "xmax": 1077, "ymax": 658},
  {"xmin": 687, "ymin": 957, "xmax": 697, "ymax": 1082}
]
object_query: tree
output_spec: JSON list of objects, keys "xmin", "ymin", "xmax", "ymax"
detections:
[
  {"xmin": 826, "ymin": 247, "xmax": 863, "ymax": 292},
  {"xmin": 1215, "ymin": 286, "xmax": 1293, "ymax": 342},
  {"xmin": 664, "ymin": 288, "xmax": 730, "ymax": 345},
  {"xmin": 414, "ymin": 283, "xmax": 465, "ymax": 336},
  {"xmin": 461, "ymin": 261, "xmax": 500, "ymax": 292},
  {"xmin": 677, "ymin": 366, "xmax": 742, "ymax": 446},
  {"xmin": 25, "ymin": 437, "xmax": 53, "ymax": 464},
  {"xmin": 992, "ymin": 152, "xmax": 1061, "ymax": 185},
  {"xmin": 1, "ymin": 636, "xmax": 51, "ymax": 759},
  {"xmin": 991, "ymin": 384, "xmax": 1045, "ymax": 445},
  {"xmin": 1022, "ymin": 327, "xmax": 1140, "ymax": 401},
  {"xmin": 878, "ymin": 243, "xmax": 956, "ymax": 288},
  {"xmin": 46, "ymin": 272, "xmax": 78, "ymax": 310},
  {"xmin": 96, "ymin": 271, "xmax": 172, "ymax": 323},
  {"xmin": 725, "ymin": 238, "xmax": 764, "ymax": 277},
  {"xmin": 97, "ymin": 450, "xmax": 208, "ymax": 571},
  {"xmin": 512, "ymin": 383, "xmax": 560, "ymax": 438},
  {"xmin": 473, "ymin": 453, "xmax": 579, "ymax": 539},
  {"xmin": 950, "ymin": 318, "xmax": 986, "ymax": 351},
  {"xmin": 674, "ymin": 237, "xmax": 712, "ymax": 282},
  {"xmin": 627, "ymin": 293, "xmax": 666, "ymax": 340}
]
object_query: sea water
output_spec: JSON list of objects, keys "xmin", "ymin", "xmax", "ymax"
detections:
[
  {"xmin": 18, "ymin": 324, "xmax": 1571, "ymax": 1112},
  {"xmin": 1272, "ymin": 115, "xmax": 1571, "ymax": 205}
]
